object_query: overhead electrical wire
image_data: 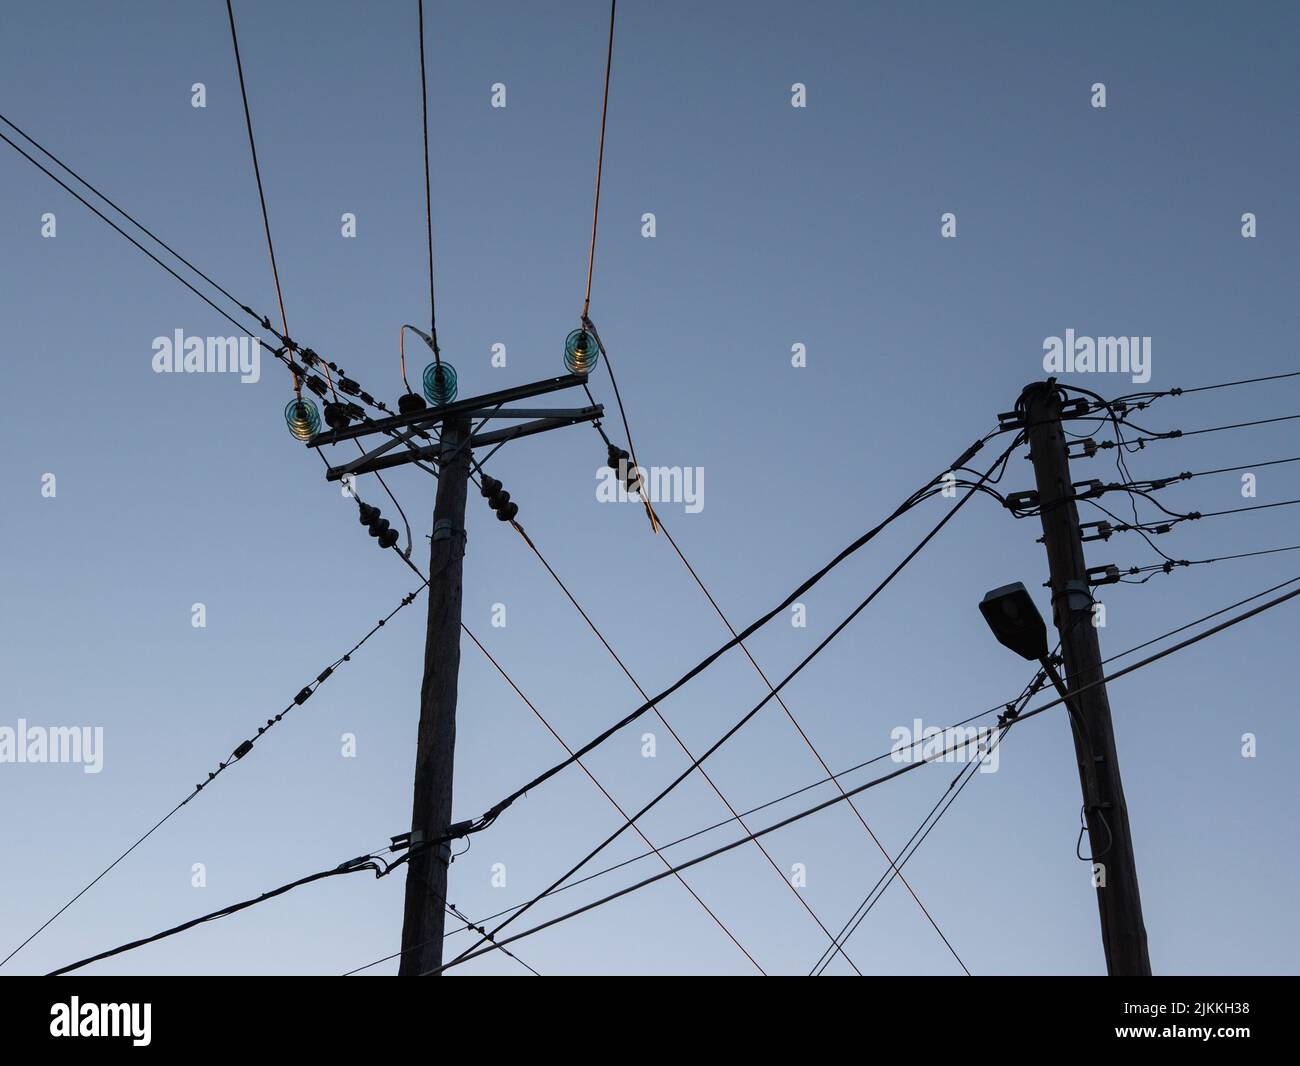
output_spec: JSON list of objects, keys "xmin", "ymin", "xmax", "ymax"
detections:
[
  {"xmin": 15, "ymin": 11, "xmax": 1293, "ymax": 977},
  {"xmin": 394, "ymin": 494, "xmax": 855, "ymax": 972},
  {"xmin": 259, "ymin": 569, "xmax": 1300, "ymax": 975},
  {"xmin": 442, "ymin": 901, "xmax": 542, "ymax": 977},
  {"xmin": 1114, "ymin": 369, "xmax": 1300, "ymax": 406},
  {"xmin": 347, "ymin": 569, "xmax": 1300, "ymax": 962},
  {"xmin": 62, "ymin": 565, "xmax": 1296, "ymax": 978},
  {"xmin": 1117, "ymin": 454, "xmax": 1300, "ymax": 491},
  {"xmin": 1120, "ymin": 544, "xmax": 1300, "ymax": 582},
  {"xmin": 0, "ymin": 127, "xmax": 263, "ymax": 342},
  {"xmin": 498, "ymin": 518, "xmax": 863, "ymax": 973},
  {"xmin": 1106, "ymin": 496, "xmax": 1300, "ymax": 537},
  {"xmin": 1092, "ymin": 412, "xmax": 1300, "ymax": 452},
  {"xmin": 0, "ymin": 573, "xmax": 428, "ymax": 970},
  {"xmin": 306, "ymin": 329, "xmax": 964, "ymax": 970},
  {"xmin": 416, "ymin": 0, "xmax": 441, "ymax": 367},
  {"xmin": 344, "ymin": 542, "xmax": 766, "ymax": 975},
  {"xmin": 808, "ymin": 653, "xmax": 1064, "ymax": 976},
  {"xmin": 225, "ymin": 0, "xmax": 308, "ymax": 398},
  {"xmin": 448, "ymin": 432, "xmax": 1011, "ymax": 849},
  {"xmin": 458, "ymin": 622, "xmax": 768, "ymax": 974},
  {"xmin": 310, "ymin": 362, "xmax": 820, "ymax": 967},
  {"xmin": 811, "ymin": 714, "xmax": 1016, "ymax": 975},
  {"xmin": 0, "ymin": 110, "xmax": 416, "ymax": 434},
  {"xmin": 650, "ymin": 510, "xmax": 970, "ymax": 974},
  {"xmin": 0, "ymin": 110, "xmax": 249, "ymax": 317},
  {"xmin": 0, "ymin": 27, "xmax": 1064, "ymax": 981},
  {"xmin": 582, "ymin": 0, "xmax": 616, "ymax": 321},
  {"xmin": 227, "ymin": 10, "xmax": 416, "ymax": 552},
  {"xmin": 569, "ymin": 2, "xmax": 660, "ymax": 533},
  {"xmin": 445, "ymin": 436, "xmax": 1020, "ymax": 967},
  {"xmin": 49, "ymin": 849, "xmax": 393, "ymax": 976},
  {"xmin": 346, "ymin": 664, "xmax": 770, "ymax": 977},
  {"xmin": 814, "ymin": 724, "xmax": 1012, "ymax": 975},
  {"xmin": 423, "ymin": 578, "xmax": 1300, "ymax": 973}
]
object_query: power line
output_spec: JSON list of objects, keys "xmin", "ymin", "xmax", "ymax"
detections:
[
  {"xmin": 464, "ymin": 433, "xmax": 1010, "ymax": 837},
  {"xmin": 52, "ymin": 563, "xmax": 1293, "ymax": 978},
  {"xmin": 458, "ymin": 622, "xmax": 768, "ymax": 974},
  {"xmin": 0, "ymin": 574, "xmax": 427, "ymax": 970},
  {"xmin": 225, "ymin": 0, "xmax": 299, "ymax": 395},
  {"xmin": 582, "ymin": 0, "xmax": 616, "ymax": 321},
  {"xmin": 1111, "ymin": 412, "xmax": 1300, "ymax": 449},
  {"xmin": 809, "ymin": 665, "xmax": 1050, "ymax": 975},
  {"xmin": 651, "ymin": 510, "xmax": 970, "ymax": 974},
  {"xmin": 426, "ymin": 577, "xmax": 1300, "ymax": 973},
  {"xmin": 0, "ymin": 111, "xmax": 248, "ymax": 312},
  {"xmin": 814, "ymin": 727, "xmax": 1010, "ymax": 975},
  {"xmin": 416, "ymin": 0, "xmax": 441, "ymax": 364},
  {"xmin": 396, "ymin": 478, "xmax": 816, "ymax": 971},
  {"xmin": 443, "ymin": 900, "xmax": 541, "ymax": 976},
  {"xmin": 500, "ymin": 518, "xmax": 859, "ymax": 973},
  {"xmin": 0, "ymin": 113, "xmax": 413, "ymax": 427},
  {"xmin": 46, "ymin": 820, "xmax": 542, "ymax": 978},
  {"xmin": 583, "ymin": 318, "xmax": 659, "ymax": 532},
  {"xmin": 0, "ymin": 128, "xmax": 259, "ymax": 340},
  {"xmin": 317, "ymin": 570, "xmax": 1300, "ymax": 975},
  {"xmin": 49, "ymin": 846, "xmax": 397, "ymax": 976},
  {"xmin": 389, "ymin": 545, "xmax": 773, "ymax": 972},
  {"xmin": 229, "ymin": 11, "xmax": 421, "ymax": 555},
  {"xmin": 1117, "ymin": 369, "xmax": 1300, "ymax": 404},
  {"xmin": 1085, "ymin": 491, "xmax": 1300, "ymax": 538},
  {"xmin": 1118, "ymin": 454, "xmax": 1300, "ymax": 492},
  {"xmin": 446, "ymin": 438, "xmax": 1018, "ymax": 968},
  {"xmin": 390, "ymin": 571, "xmax": 1300, "ymax": 952},
  {"xmin": 1121, "ymin": 543, "xmax": 1300, "ymax": 582}
]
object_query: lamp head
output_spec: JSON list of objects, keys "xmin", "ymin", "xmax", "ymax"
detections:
[{"xmin": 979, "ymin": 582, "xmax": 1050, "ymax": 661}]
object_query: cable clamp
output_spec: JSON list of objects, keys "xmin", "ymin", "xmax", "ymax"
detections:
[
  {"xmin": 433, "ymin": 517, "xmax": 465, "ymax": 542},
  {"xmin": 1086, "ymin": 564, "xmax": 1121, "ymax": 587},
  {"xmin": 949, "ymin": 438, "xmax": 985, "ymax": 471}
]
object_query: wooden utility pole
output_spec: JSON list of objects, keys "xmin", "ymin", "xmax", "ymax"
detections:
[
  {"xmin": 305, "ymin": 370, "xmax": 603, "ymax": 975},
  {"xmin": 1020, "ymin": 380, "xmax": 1151, "ymax": 976},
  {"xmin": 399, "ymin": 416, "xmax": 471, "ymax": 976}
]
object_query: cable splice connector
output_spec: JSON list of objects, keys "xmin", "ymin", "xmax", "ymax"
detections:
[{"xmin": 949, "ymin": 438, "xmax": 985, "ymax": 472}]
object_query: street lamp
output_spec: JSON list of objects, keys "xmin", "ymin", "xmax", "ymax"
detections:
[
  {"xmin": 978, "ymin": 582, "xmax": 1049, "ymax": 662},
  {"xmin": 979, "ymin": 582, "xmax": 1095, "ymax": 773}
]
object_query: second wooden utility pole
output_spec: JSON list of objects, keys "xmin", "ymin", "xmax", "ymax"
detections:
[
  {"xmin": 306, "ymin": 369, "xmax": 604, "ymax": 974},
  {"xmin": 1020, "ymin": 381, "xmax": 1151, "ymax": 976},
  {"xmin": 399, "ymin": 416, "xmax": 471, "ymax": 976}
]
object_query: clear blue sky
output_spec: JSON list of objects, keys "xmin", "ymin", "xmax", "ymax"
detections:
[{"xmin": 1, "ymin": 0, "xmax": 1296, "ymax": 976}]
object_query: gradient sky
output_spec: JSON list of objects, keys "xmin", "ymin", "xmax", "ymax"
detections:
[{"xmin": 1, "ymin": 0, "xmax": 1297, "ymax": 976}]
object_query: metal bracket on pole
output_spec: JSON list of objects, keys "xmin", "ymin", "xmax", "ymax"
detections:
[{"xmin": 310, "ymin": 373, "xmax": 604, "ymax": 483}]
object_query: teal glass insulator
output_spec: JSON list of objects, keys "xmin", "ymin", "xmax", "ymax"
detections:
[
  {"xmin": 285, "ymin": 397, "xmax": 321, "ymax": 441},
  {"xmin": 422, "ymin": 361, "xmax": 458, "ymax": 406},
  {"xmin": 564, "ymin": 329, "xmax": 599, "ymax": 375}
]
